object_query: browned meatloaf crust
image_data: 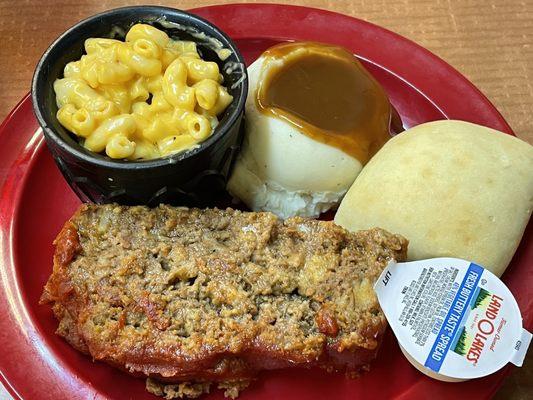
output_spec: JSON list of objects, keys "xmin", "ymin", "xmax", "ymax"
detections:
[{"xmin": 41, "ymin": 204, "xmax": 407, "ymax": 398}]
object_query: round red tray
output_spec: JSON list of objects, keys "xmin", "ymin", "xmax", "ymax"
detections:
[{"xmin": 0, "ymin": 4, "xmax": 531, "ymax": 400}]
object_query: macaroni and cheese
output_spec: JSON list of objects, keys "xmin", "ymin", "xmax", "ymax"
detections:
[{"xmin": 54, "ymin": 24, "xmax": 233, "ymax": 160}]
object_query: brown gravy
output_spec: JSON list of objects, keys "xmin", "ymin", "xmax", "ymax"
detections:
[{"xmin": 256, "ymin": 42, "xmax": 393, "ymax": 164}]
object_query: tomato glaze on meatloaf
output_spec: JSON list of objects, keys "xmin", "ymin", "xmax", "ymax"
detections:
[{"xmin": 41, "ymin": 204, "xmax": 408, "ymax": 398}]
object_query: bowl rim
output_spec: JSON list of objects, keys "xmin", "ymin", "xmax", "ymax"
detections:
[{"xmin": 31, "ymin": 5, "xmax": 248, "ymax": 170}]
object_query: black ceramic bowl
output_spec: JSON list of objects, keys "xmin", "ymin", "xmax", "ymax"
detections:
[{"xmin": 32, "ymin": 6, "xmax": 247, "ymax": 206}]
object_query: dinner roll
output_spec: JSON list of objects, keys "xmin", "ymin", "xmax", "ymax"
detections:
[{"xmin": 335, "ymin": 120, "xmax": 533, "ymax": 277}]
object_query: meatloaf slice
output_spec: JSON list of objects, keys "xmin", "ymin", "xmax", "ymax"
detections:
[{"xmin": 41, "ymin": 204, "xmax": 407, "ymax": 398}]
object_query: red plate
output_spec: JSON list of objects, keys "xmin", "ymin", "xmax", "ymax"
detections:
[{"xmin": 0, "ymin": 4, "xmax": 531, "ymax": 400}]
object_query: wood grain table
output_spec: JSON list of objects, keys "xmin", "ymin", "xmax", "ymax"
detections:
[{"xmin": 0, "ymin": 1, "xmax": 531, "ymax": 399}]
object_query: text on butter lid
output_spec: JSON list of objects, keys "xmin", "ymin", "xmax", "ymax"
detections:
[{"xmin": 374, "ymin": 258, "xmax": 531, "ymax": 379}]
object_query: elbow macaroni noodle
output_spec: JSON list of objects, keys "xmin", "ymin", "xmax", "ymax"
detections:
[{"xmin": 54, "ymin": 24, "xmax": 233, "ymax": 159}]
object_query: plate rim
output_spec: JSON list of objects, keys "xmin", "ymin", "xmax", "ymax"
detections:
[{"xmin": 0, "ymin": 4, "xmax": 526, "ymax": 400}]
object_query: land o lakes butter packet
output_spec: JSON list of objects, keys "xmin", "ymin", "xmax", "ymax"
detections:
[{"xmin": 374, "ymin": 258, "xmax": 531, "ymax": 381}]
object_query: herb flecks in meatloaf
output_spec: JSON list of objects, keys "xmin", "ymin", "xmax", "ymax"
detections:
[{"xmin": 41, "ymin": 204, "xmax": 408, "ymax": 398}]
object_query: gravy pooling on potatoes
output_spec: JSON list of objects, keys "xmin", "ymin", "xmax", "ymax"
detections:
[{"xmin": 256, "ymin": 42, "xmax": 393, "ymax": 164}]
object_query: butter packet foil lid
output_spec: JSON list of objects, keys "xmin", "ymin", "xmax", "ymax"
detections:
[{"xmin": 374, "ymin": 258, "xmax": 531, "ymax": 381}]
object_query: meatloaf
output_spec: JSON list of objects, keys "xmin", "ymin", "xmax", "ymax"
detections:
[{"xmin": 41, "ymin": 204, "xmax": 407, "ymax": 398}]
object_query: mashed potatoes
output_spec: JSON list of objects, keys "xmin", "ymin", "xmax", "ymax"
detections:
[{"xmin": 228, "ymin": 42, "xmax": 392, "ymax": 218}]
